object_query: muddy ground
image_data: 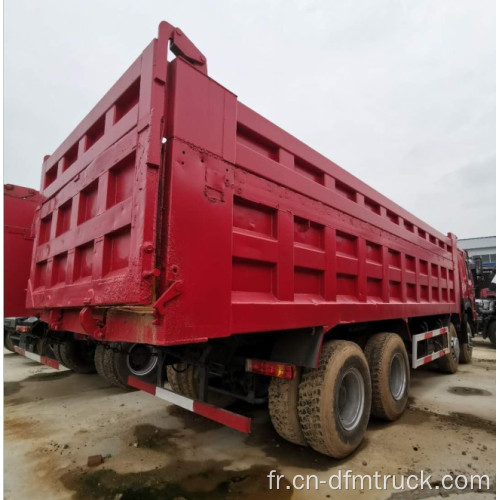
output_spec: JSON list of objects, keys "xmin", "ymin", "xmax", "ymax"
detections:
[{"xmin": 4, "ymin": 338, "xmax": 496, "ymax": 499}]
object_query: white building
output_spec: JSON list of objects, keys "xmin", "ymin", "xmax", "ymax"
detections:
[{"xmin": 458, "ymin": 236, "xmax": 496, "ymax": 270}]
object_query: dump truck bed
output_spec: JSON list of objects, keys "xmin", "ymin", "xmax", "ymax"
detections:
[
  {"xmin": 29, "ymin": 23, "xmax": 460, "ymax": 345},
  {"xmin": 4, "ymin": 184, "xmax": 43, "ymax": 317}
]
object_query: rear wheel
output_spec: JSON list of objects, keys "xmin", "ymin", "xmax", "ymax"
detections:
[
  {"xmin": 488, "ymin": 320, "xmax": 496, "ymax": 348},
  {"xmin": 167, "ymin": 363, "xmax": 187, "ymax": 393},
  {"xmin": 268, "ymin": 369, "xmax": 307, "ymax": 446},
  {"xmin": 4, "ymin": 331, "xmax": 16, "ymax": 352},
  {"xmin": 364, "ymin": 333, "xmax": 409, "ymax": 421},
  {"xmin": 58, "ymin": 340, "xmax": 96, "ymax": 374},
  {"xmin": 438, "ymin": 323, "xmax": 459, "ymax": 374},
  {"xmin": 52, "ymin": 342, "xmax": 67, "ymax": 367},
  {"xmin": 167, "ymin": 363, "xmax": 235, "ymax": 407},
  {"xmin": 95, "ymin": 344, "xmax": 129, "ymax": 389},
  {"xmin": 95, "ymin": 343, "xmax": 158, "ymax": 389},
  {"xmin": 459, "ymin": 322, "xmax": 473, "ymax": 364},
  {"xmin": 298, "ymin": 340, "xmax": 371, "ymax": 458}
]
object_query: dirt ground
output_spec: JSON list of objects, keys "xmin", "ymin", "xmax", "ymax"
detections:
[{"xmin": 4, "ymin": 338, "xmax": 496, "ymax": 499}]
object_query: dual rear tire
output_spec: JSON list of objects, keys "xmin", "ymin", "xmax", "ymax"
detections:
[
  {"xmin": 269, "ymin": 334, "xmax": 410, "ymax": 458},
  {"xmin": 167, "ymin": 363, "xmax": 236, "ymax": 407},
  {"xmin": 95, "ymin": 343, "xmax": 159, "ymax": 389},
  {"xmin": 53, "ymin": 340, "xmax": 96, "ymax": 374},
  {"xmin": 4, "ymin": 331, "xmax": 16, "ymax": 353}
]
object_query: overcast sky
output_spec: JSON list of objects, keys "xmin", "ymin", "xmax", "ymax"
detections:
[{"xmin": 4, "ymin": 0, "xmax": 495, "ymax": 239}]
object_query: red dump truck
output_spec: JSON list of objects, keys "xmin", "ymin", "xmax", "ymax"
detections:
[
  {"xmin": 4, "ymin": 184, "xmax": 44, "ymax": 351},
  {"xmin": 14, "ymin": 22, "xmax": 476, "ymax": 458}
]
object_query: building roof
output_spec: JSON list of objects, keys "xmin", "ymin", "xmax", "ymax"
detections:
[{"xmin": 458, "ymin": 236, "xmax": 496, "ymax": 251}]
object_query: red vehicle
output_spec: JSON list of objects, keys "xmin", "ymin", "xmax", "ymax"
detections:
[
  {"xmin": 16, "ymin": 22, "xmax": 476, "ymax": 458},
  {"xmin": 4, "ymin": 184, "xmax": 43, "ymax": 351}
]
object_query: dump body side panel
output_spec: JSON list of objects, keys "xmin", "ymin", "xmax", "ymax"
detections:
[
  {"xmin": 143, "ymin": 58, "xmax": 460, "ymax": 344},
  {"xmin": 4, "ymin": 185, "xmax": 43, "ymax": 317}
]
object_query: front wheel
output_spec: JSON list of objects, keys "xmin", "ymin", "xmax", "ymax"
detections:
[
  {"xmin": 459, "ymin": 322, "xmax": 473, "ymax": 364},
  {"xmin": 4, "ymin": 331, "xmax": 16, "ymax": 352},
  {"xmin": 437, "ymin": 323, "xmax": 459, "ymax": 374},
  {"xmin": 488, "ymin": 320, "xmax": 496, "ymax": 348},
  {"xmin": 298, "ymin": 340, "xmax": 371, "ymax": 458}
]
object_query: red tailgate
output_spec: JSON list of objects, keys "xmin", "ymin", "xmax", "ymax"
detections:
[{"xmin": 26, "ymin": 24, "xmax": 183, "ymax": 310}]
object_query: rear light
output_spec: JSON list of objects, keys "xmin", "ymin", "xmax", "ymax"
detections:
[
  {"xmin": 16, "ymin": 325, "xmax": 31, "ymax": 333},
  {"xmin": 245, "ymin": 359, "xmax": 296, "ymax": 380}
]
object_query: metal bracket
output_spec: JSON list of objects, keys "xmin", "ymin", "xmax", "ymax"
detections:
[
  {"xmin": 79, "ymin": 307, "xmax": 106, "ymax": 339},
  {"xmin": 153, "ymin": 280, "xmax": 183, "ymax": 316},
  {"xmin": 156, "ymin": 22, "xmax": 207, "ymax": 79},
  {"xmin": 48, "ymin": 309, "xmax": 63, "ymax": 331},
  {"xmin": 411, "ymin": 326, "xmax": 450, "ymax": 368}
]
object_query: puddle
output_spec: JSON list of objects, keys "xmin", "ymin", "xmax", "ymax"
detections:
[
  {"xmin": 447, "ymin": 412, "xmax": 496, "ymax": 434},
  {"xmin": 4, "ymin": 381, "xmax": 22, "ymax": 397},
  {"xmin": 246, "ymin": 414, "xmax": 367, "ymax": 471},
  {"xmin": 406, "ymin": 407, "xmax": 495, "ymax": 435},
  {"xmin": 5, "ymin": 396, "xmax": 34, "ymax": 406},
  {"xmin": 133, "ymin": 424, "xmax": 183, "ymax": 451},
  {"xmin": 166, "ymin": 406, "xmax": 222, "ymax": 433},
  {"xmin": 4, "ymin": 416, "xmax": 42, "ymax": 439},
  {"xmin": 61, "ymin": 461, "xmax": 292, "ymax": 500},
  {"xmin": 448, "ymin": 386, "xmax": 492, "ymax": 396}
]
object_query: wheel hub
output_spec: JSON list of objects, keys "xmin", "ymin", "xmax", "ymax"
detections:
[
  {"xmin": 337, "ymin": 367, "xmax": 364, "ymax": 431},
  {"xmin": 126, "ymin": 344, "xmax": 158, "ymax": 376},
  {"xmin": 450, "ymin": 335, "xmax": 460, "ymax": 361},
  {"xmin": 389, "ymin": 353, "xmax": 406, "ymax": 400}
]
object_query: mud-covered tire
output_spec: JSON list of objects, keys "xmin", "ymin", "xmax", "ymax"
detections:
[
  {"xmin": 58, "ymin": 340, "xmax": 96, "ymax": 374},
  {"xmin": 437, "ymin": 323, "xmax": 459, "ymax": 374},
  {"xmin": 4, "ymin": 331, "xmax": 16, "ymax": 352},
  {"xmin": 268, "ymin": 370, "xmax": 307, "ymax": 446},
  {"xmin": 298, "ymin": 340, "xmax": 371, "ymax": 458},
  {"xmin": 94, "ymin": 344, "xmax": 130, "ymax": 389},
  {"xmin": 459, "ymin": 322, "xmax": 473, "ymax": 364},
  {"xmin": 52, "ymin": 342, "xmax": 67, "ymax": 367},
  {"xmin": 488, "ymin": 320, "xmax": 496, "ymax": 348},
  {"xmin": 167, "ymin": 364, "xmax": 186, "ymax": 394},
  {"xmin": 35, "ymin": 335, "xmax": 55, "ymax": 359},
  {"xmin": 94, "ymin": 344, "xmax": 107, "ymax": 380},
  {"xmin": 167, "ymin": 363, "xmax": 235, "ymax": 407},
  {"xmin": 364, "ymin": 333, "xmax": 409, "ymax": 421},
  {"xmin": 178, "ymin": 365, "xmax": 198, "ymax": 399}
]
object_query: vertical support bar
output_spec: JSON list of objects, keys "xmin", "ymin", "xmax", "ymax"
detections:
[
  {"xmin": 278, "ymin": 148, "xmax": 294, "ymax": 169},
  {"xmin": 324, "ymin": 227, "xmax": 336, "ymax": 301},
  {"xmin": 104, "ymin": 107, "xmax": 116, "ymax": 133},
  {"xmin": 57, "ymin": 158, "xmax": 65, "ymax": 177},
  {"xmin": 427, "ymin": 261, "xmax": 432, "ymax": 301},
  {"xmin": 401, "ymin": 252, "xmax": 407, "ymax": 303},
  {"xmin": 77, "ymin": 136, "xmax": 86, "ymax": 159},
  {"xmin": 276, "ymin": 210, "xmax": 294, "ymax": 301},
  {"xmin": 357, "ymin": 238, "xmax": 367, "ymax": 302},
  {"xmin": 92, "ymin": 236, "xmax": 105, "ymax": 282},
  {"xmin": 324, "ymin": 176, "xmax": 335, "ymax": 191},
  {"xmin": 382, "ymin": 246, "xmax": 390, "ymax": 303},
  {"xmin": 96, "ymin": 172, "xmax": 109, "ymax": 217}
]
